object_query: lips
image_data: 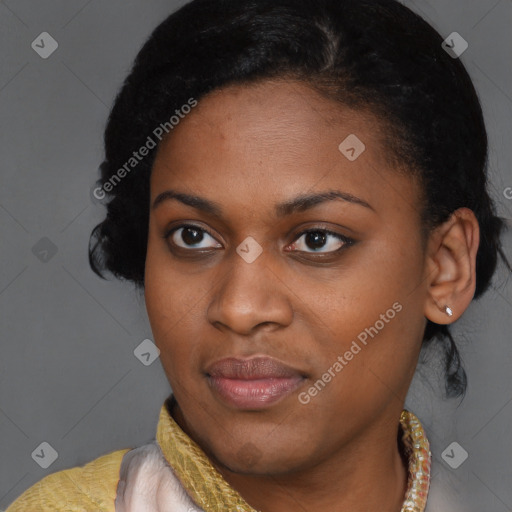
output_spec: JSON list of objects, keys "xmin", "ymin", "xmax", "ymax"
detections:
[{"xmin": 205, "ymin": 356, "xmax": 306, "ymax": 409}]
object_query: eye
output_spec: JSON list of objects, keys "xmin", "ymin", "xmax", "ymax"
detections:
[
  {"xmin": 164, "ymin": 224, "xmax": 354, "ymax": 255},
  {"xmin": 165, "ymin": 224, "xmax": 222, "ymax": 250},
  {"xmin": 287, "ymin": 229, "xmax": 354, "ymax": 254}
]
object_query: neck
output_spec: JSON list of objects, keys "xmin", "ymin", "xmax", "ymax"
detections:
[{"xmin": 208, "ymin": 409, "xmax": 409, "ymax": 512}]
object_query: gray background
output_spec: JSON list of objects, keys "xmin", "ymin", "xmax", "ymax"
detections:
[{"xmin": 0, "ymin": 0, "xmax": 511, "ymax": 510}]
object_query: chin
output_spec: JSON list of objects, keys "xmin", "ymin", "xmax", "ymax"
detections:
[{"xmin": 209, "ymin": 436, "xmax": 315, "ymax": 477}]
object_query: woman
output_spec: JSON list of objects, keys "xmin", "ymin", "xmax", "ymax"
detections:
[{"xmin": 6, "ymin": 0, "xmax": 510, "ymax": 510}]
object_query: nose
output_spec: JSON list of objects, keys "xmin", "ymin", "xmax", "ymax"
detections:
[{"xmin": 206, "ymin": 250, "xmax": 293, "ymax": 336}]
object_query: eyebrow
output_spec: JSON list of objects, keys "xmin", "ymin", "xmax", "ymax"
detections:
[{"xmin": 151, "ymin": 189, "xmax": 374, "ymax": 217}]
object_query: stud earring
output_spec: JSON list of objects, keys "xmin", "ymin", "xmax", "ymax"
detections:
[{"xmin": 444, "ymin": 305, "xmax": 453, "ymax": 317}]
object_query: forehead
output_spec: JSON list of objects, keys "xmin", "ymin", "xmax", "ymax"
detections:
[
  {"xmin": 150, "ymin": 79, "xmax": 419, "ymax": 220},
  {"xmin": 154, "ymin": 79, "xmax": 379, "ymax": 164}
]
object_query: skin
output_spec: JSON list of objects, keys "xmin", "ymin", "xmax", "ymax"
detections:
[{"xmin": 144, "ymin": 79, "xmax": 480, "ymax": 512}]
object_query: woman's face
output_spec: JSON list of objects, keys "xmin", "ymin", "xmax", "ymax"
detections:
[{"xmin": 145, "ymin": 79, "xmax": 430, "ymax": 474}]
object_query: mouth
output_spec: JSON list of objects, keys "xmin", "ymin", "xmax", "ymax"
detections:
[{"xmin": 205, "ymin": 356, "xmax": 306, "ymax": 410}]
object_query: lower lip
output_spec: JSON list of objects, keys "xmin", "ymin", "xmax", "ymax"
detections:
[{"xmin": 207, "ymin": 376, "xmax": 305, "ymax": 409}]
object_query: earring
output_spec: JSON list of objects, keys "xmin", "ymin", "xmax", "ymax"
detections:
[{"xmin": 444, "ymin": 305, "xmax": 453, "ymax": 317}]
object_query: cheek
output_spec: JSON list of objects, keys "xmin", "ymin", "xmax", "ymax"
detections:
[
  {"xmin": 313, "ymin": 238, "xmax": 422, "ymax": 340},
  {"xmin": 307, "ymin": 236, "xmax": 426, "ymax": 394},
  {"xmin": 145, "ymin": 230, "xmax": 200, "ymax": 321},
  {"xmin": 144, "ymin": 241, "xmax": 203, "ymax": 366}
]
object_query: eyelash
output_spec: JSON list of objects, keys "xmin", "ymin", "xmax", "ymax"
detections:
[{"xmin": 163, "ymin": 224, "xmax": 355, "ymax": 256}]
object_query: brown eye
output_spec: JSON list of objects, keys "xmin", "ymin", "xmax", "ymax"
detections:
[
  {"xmin": 166, "ymin": 225, "xmax": 222, "ymax": 250},
  {"xmin": 289, "ymin": 229, "xmax": 354, "ymax": 254}
]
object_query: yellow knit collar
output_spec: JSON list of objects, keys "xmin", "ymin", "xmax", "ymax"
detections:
[{"xmin": 156, "ymin": 395, "xmax": 431, "ymax": 512}]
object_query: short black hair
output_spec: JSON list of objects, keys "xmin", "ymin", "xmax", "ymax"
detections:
[{"xmin": 89, "ymin": 0, "xmax": 511, "ymax": 399}]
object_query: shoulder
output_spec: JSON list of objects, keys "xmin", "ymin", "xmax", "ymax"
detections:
[
  {"xmin": 5, "ymin": 447, "xmax": 132, "ymax": 512},
  {"xmin": 116, "ymin": 441, "xmax": 201, "ymax": 511}
]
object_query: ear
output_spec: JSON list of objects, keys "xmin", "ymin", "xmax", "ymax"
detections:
[{"xmin": 423, "ymin": 208, "xmax": 480, "ymax": 325}]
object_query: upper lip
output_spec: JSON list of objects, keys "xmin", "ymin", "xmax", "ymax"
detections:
[{"xmin": 205, "ymin": 356, "xmax": 305, "ymax": 380}]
